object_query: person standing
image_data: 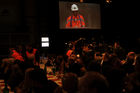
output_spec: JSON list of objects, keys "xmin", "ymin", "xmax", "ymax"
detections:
[{"xmin": 66, "ymin": 4, "xmax": 85, "ymax": 28}]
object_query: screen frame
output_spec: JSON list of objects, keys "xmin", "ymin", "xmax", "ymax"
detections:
[{"xmin": 59, "ymin": 1, "xmax": 102, "ymax": 30}]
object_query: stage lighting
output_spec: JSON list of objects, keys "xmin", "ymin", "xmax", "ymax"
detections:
[
  {"xmin": 41, "ymin": 43, "xmax": 49, "ymax": 47},
  {"xmin": 41, "ymin": 37, "xmax": 49, "ymax": 42},
  {"xmin": 41, "ymin": 37, "xmax": 49, "ymax": 47}
]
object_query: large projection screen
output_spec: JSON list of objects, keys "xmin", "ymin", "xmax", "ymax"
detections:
[{"xmin": 59, "ymin": 2, "xmax": 101, "ymax": 29}]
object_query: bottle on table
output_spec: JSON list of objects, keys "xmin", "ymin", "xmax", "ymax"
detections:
[
  {"xmin": 44, "ymin": 63, "xmax": 47, "ymax": 75},
  {"xmin": 52, "ymin": 63, "xmax": 56, "ymax": 75},
  {"xmin": 3, "ymin": 81, "xmax": 9, "ymax": 93}
]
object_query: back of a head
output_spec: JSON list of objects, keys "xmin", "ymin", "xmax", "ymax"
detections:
[
  {"xmin": 79, "ymin": 72, "xmax": 109, "ymax": 93},
  {"xmin": 62, "ymin": 72, "xmax": 78, "ymax": 93},
  {"xmin": 127, "ymin": 52, "xmax": 136, "ymax": 60},
  {"xmin": 24, "ymin": 68, "xmax": 48, "ymax": 88},
  {"xmin": 87, "ymin": 60, "xmax": 101, "ymax": 73},
  {"xmin": 109, "ymin": 54, "xmax": 121, "ymax": 67}
]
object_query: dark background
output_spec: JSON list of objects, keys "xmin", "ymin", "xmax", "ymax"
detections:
[{"xmin": 0, "ymin": 0, "xmax": 139, "ymax": 58}]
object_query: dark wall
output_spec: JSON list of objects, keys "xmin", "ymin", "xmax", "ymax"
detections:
[{"xmin": 0, "ymin": 0, "xmax": 39, "ymax": 57}]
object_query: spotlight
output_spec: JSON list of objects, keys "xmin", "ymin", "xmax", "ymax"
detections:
[{"xmin": 41, "ymin": 37, "xmax": 49, "ymax": 47}]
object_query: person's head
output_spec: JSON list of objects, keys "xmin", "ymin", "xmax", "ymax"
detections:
[
  {"xmin": 62, "ymin": 72, "xmax": 78, "ymax": 93},
  {"xmin": 114, "ymin": 42, "xmax": 120, "ymax": 48},
  {"xmin": 26, "ymin": 44, "xmax": 32, "ymax": 50},
  {"xmin": 87, "ymin": 60, "xmax": 101, "ymax": 73},
  {"xmin": 79, "ymin": 72, "xmax": 109, "ymax": 93},
  {"xmin": 71, "ymin": 4, "xmax": 79, "ymax": 16},
  {"xmin": 9, "ymin": 48, "xmax": 15, "ymax": 53},
  {"xmin": 102, "ymin": 52, "xmax": 110, "ymax": 62},
  {"xmin": 109, "ymin": 53, "xmax": 121, "ymax": 67},
  {"xmin": 24, "ymin": 68, "xmax": 48, "ymax": 88},
  {"xmin": 127, "ymin": 52, "xmax": 136, "ymax": 60}
]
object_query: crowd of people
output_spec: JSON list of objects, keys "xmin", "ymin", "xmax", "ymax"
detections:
[{"xmin": 0, "ymin": 38, "xmax": 140, "ymax": 93}]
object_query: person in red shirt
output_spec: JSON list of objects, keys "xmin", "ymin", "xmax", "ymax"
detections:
[
  {"xmin": 25, "ymin": 45, "xmax": 40, "ymax": 66},
  {"xmin": 66, "ymin": 4, "xmax": 85, "ymax": 28},
  {"xmin": 10, "ymin": 48, "xmax": 24, "ymax": 62}
]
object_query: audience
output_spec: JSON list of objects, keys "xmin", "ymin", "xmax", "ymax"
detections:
[
  {"xmin": 16, "ymin": 68, "xmax": 58, "ymax": 93},
  {"xmin": 124, "ymin": 54, "xmax": 140, "ymax": 93},
  {"xmin": 123, "ymin": 52, "xmax": 136, "ymax": 75},
  {"xmin": 0, "ymin": 40, "xmax": 140, "ymax": 93}
]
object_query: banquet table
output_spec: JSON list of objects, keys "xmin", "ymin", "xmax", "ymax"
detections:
[
  {"xmin": 0, "ymin": 64, "xmax": 62, "ymax": 93},
  {"xmin": 40, "ymin": 64, "xmax": 62, "ymax": 86},
  {"xmin": 0, "ymin": 80, "xmax": 14, "ymax": 93}
]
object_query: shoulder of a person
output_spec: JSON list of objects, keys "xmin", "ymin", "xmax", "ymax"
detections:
[
  {"xmin": 79, "ymin": 14, "xmax": 84, "ymax": 17},
  {"xmin": 67, "ymin": 16, "xmax": 72, "ymax": 19}
]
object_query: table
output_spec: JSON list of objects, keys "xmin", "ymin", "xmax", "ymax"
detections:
[
  {"xmin": 40, "ymin": 64, "xmax": 62, "ymax": 86},
  {"xmin": 0, "ymin": 64, "xmax": 62, "ymax": 92},
  {"xmin": 0, "ymin": 80, "xmax": 14, "ymax": 93}
]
